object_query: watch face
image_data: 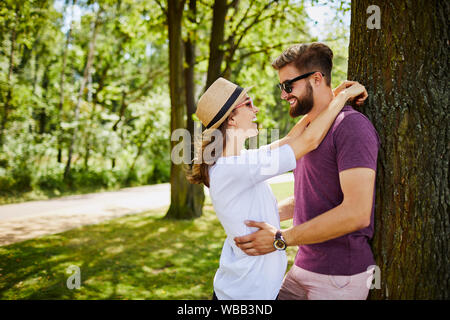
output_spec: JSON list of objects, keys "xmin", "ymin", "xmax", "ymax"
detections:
[{"xmin": 274, "ymin": 240, "xmax": 286, "ymax": 250}]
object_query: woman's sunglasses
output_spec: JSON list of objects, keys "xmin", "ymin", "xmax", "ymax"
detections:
[
  {"xmin": 234, "ymin": 97, "xmax": 254, "ymax": 110},
  {"xmin": 277, "ymin": 71, "xmax": 324, "ymax": 93}
]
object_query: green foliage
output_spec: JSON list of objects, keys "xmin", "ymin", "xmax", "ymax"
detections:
[
  {"xmin": 0, "ymin": 0, "xmax": 349, "ymax": 200},
  {"xmin": 0, "ymin": 0, "xmax": 171, "ymax": 200}
]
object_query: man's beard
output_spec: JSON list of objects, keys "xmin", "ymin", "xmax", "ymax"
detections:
[{"xmin": 289, "ymin": 81, "xmax": 314, "ymax": 118}]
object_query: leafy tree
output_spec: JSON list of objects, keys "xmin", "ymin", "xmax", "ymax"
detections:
[{"xmin": 0, "ymin": 0, "xmax": 351, "ymax": 209}]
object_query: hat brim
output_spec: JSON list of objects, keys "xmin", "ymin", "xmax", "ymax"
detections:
[{"xmin": 202, "ymin": 86, "xmax": 253, "ymax": 136}]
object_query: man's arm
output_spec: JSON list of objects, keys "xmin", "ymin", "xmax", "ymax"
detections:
[
  {"xmin": 283, "ymin": 167, "xmax": 375, "ymax": 245},
  {"xmin": 278, "ymin": 195, "xmax": 295, "ymax": 222},
  {"xmin": 234, "ymin": 167, "xmax": 376, "ymax": 255}
]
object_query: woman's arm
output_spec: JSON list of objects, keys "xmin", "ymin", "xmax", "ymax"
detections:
[
  {"xmin": 286, "ymin": 83, "xmax": 367, "ymax": 160},
  {"xmin": 279, "ymin": 195, "xmax": 295, "ymax": 222},
  {"xmin": 270, "ymin": 81, "xmax": 367, "ymax": 152},
  {"xmin": 269, "ymin": 115, "xmax": 310, "ymax": 150}
]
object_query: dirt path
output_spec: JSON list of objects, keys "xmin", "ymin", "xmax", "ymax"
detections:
[{"xmin": 0, "ymin": 173, "xmax": 293, "ymax": 246}]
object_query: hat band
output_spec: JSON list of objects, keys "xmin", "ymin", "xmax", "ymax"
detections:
[{"xmin": 206, "ymin": 86, "xmax": 243, "ymax": 129}]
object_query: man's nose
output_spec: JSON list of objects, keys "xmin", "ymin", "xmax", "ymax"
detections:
[{"xmin": 280, "ymin": 89, "xmax": 288, "ymax": 100}]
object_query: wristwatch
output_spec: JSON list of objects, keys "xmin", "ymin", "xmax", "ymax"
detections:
[{"xmin": 273, "ymin": 230, "xmax": 287, "ymax": 251}]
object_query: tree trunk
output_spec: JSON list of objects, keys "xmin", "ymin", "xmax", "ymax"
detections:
[
  {"xmin": 184, "ymin": 0, "xmax": 205, "ymax": 217},
  {"xmin": 165, "ymin": 0, "xmax": 201, "ymax": 219},
  {"xmin": 348, "ymin": 0, "xmax": 449, "ymax": 299},
  {"xmin": 57, "ymin": 0, "xmax": 77, "ymax": 164},
  {"xmin": 0, "ymin": 26, "xmax": 16, "ymax": 149},
  {"xmin": 205, "ymin": 0, "xmax": 228, "ymax": 88},
  {"xmin": 83, "ymin": 72, "xmax": 94, "ymax": 170},
  {"xmin": 64, "ymin": 10, "xmax": 101, "ymax": 180}
]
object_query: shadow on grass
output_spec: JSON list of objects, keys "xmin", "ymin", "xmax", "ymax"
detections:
[{"xmin": 0, "ymin": 207, "xmax": 225, "ymax": 300}]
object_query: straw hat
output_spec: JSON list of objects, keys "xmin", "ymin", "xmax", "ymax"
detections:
[{"xmin": 196, "ymin": 77, "xmax": 252, "ymax": 136}]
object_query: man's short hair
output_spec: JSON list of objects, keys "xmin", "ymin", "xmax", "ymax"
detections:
[{"xmin": 272, "ymin": 42, "xmax": 333, "ymax": 87}]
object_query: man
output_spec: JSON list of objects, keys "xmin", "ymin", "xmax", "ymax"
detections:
[{"xmin": 234, "ymin": 43, "xmax": 380, "ymax": 300}]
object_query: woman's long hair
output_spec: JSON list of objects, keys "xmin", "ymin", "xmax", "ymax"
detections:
[{"xmin": 186, "ymin": 115, "xmax": 231, "ymax": 188}]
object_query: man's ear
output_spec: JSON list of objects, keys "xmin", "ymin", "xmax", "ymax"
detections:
[{"xmin": 312, "ymin": 72, "xmax": 324, "ymax": 86}]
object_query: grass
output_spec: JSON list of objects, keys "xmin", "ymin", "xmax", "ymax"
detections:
[{"xmin": 0, "ymin": 181, "xmax": 295, "ymax": 300}]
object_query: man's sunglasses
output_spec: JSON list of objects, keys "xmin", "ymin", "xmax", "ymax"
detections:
[{"xmin": 277, "ymin": 71, "xmax": 324, "ymax": 93}]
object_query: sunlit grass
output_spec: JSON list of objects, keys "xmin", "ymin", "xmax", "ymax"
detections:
[{"xmin": 0, "ymin": 182, "xmax": 294, "ymax": 300}]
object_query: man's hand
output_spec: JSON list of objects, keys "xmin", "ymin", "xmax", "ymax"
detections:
[{"xmin": 234, "ymin": 221, "xmax": 278, "ymax": 256}]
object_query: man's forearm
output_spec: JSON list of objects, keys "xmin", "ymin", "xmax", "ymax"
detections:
[
  {"xmin": 235, "ymin": 169, "xmax": 375, "ymax": 256},
  {"xmin": 278, "ymin": 195, "xmax": 295, "ymax": 221},
  {"xmin": 283, "ymin": 203, "xmax": 369, "ymax": 246}
]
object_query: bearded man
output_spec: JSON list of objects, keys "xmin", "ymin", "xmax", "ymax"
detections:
[{"xmin": 234, "ymin": 43, "xmax": 380, "ymax": 300}]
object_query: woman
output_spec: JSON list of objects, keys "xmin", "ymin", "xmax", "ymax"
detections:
[{"xmin": 187, "ymin": 77, "xmax": 367, "ymax": 300}]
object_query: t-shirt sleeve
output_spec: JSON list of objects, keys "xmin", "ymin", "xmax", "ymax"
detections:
[
  {"xmin": 246, "ymin": 144, "xmax": 297, "ymax": 185},
  {"xmin": 334, "ymin": 113, "xmax": 380, "ymax": 173}
]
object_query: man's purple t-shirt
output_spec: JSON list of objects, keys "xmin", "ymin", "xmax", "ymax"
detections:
[{"xmin": 293, "ymin": 105, "xmax": 380, "ymax": 276}]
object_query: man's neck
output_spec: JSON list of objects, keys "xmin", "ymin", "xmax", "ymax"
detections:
[{"xmin": 307, "ymin": 88, "xmax": 335, "ymax": 122}]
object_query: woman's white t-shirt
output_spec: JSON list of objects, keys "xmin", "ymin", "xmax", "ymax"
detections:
[{"xmin": 208, "ymin": 144, "xmax": 297, "ymax": 300}]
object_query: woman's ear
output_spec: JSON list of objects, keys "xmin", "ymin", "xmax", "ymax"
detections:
[{"xmin": 227, "ymin": 114, "xmax": 236, "ymax": 128}]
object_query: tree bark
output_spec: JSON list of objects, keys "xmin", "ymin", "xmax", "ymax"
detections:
[
  {"xmin": 165, "ymin": 0, "xmax": 201, "ymax": 219},
  {"xmin": 348, "ymin": 0, "xmax": 449, "ymax": 299},
  {"xmin": 205, "ymin": 0, "xmax": 228, "ymax": 88},
  {"xmin": 184, "ymin": 0, "xmax": 205, "ymax": 217}
]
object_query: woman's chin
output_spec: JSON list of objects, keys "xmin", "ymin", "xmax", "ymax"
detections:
[
  {"xmin": 244, "ymin": 129, "xmax": 259, "ymax": 138},
  {"xmin": 249, "ymin": 128, "xmax": 259, "ymax": 137}
]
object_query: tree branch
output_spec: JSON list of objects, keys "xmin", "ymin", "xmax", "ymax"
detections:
[
  {"xmin": 154, "ymin": 0, "xmax": 167, "ymax": 15},
  {"xmin": 236, "ymin": 41, "xmax": 303, "ymax": 60},
  {"xmin": 225, "ymin": 0, "xmax": 278, "ymax": 62}
]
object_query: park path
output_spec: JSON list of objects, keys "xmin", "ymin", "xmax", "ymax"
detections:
[{"xmin": 0, "ymin": 173, "xmax": 293, "ymax": 246}]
